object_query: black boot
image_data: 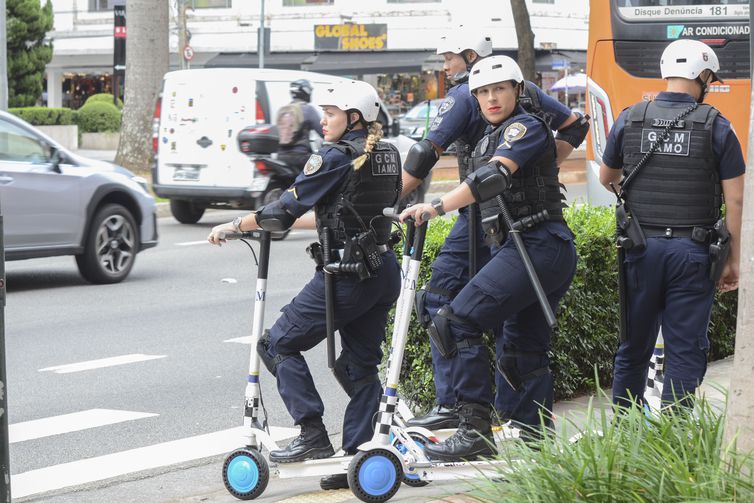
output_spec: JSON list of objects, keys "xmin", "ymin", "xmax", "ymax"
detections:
[
  {"xmin": 406, "ymin": 404, "xmax": 460, "ymax": 430},
  {"xmin": 320, "ymin": 473, "xmax": 348, "ymax": 490},
  {"xmin": 423, "ymin": 403, "xmax": 495, "ymax": 461},
  {"xmin": 269, "ymin": 419, "xmax": 334, "ymax": 463}
]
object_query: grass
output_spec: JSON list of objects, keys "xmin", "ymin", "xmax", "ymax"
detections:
[{"xmin": 466, "ymin": 391, "xmax": 754, "ymax": 502}]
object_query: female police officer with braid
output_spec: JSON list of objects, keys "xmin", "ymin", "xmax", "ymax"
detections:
[
  {"xmin": 400, "ymin": 56, "xmax": 577, "ymax": 460},
  {"xmin": 208, "ymin": 80, "xmax": 402, "ymax": 490}
]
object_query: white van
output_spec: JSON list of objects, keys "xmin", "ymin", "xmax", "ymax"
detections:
[{"xmin": 151, "ymin": 68, "xmax": 422, "ymax": 224}]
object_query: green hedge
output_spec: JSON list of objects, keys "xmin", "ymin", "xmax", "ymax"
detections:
[
  {"xmin": 84, "ymin": 93, "xmax": 124, "ymax": 109},
  {"xmin": 391, "ymin": 204, "xmax": 738, "ymax": 412},
  {"xmin": 77, "ymin": 101, "xmax": 122, "ymax": 133},
  {"xmin": 9, "ymin": 107, "xmax": 77, "ymax": 126}
]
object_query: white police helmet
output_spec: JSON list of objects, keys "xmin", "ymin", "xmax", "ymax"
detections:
[
  {"xmin": 468, "ymin": 56, "xmax": 524, "ymax": 93},
  {"xmin": 317, "ymin": 80, "xmax": 381, "ymax": 122},
  {"xmin": 660, "ymin": 39, "xmax": 722, "ymax": 83},
  {"xmin": 436, "ymin": 27, "xmax": 493, "ymax": 58}
]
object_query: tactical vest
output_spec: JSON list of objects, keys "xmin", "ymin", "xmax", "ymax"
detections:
[
  {"xmin": 454, "ymin": 138, "xmax": 474, "ymax": 182},
  {"xmin": 520, "ymin": 81, "xmax": 564, "ymax": 131},
  {"xmin": 622, "ymin": 101, "xmax": 721, "ymax": 228},
  {"xmin": 315, "ymin": 137, "xmax": 402, "ymax": 247},
  {"xmin": 470, "ymin": 114, "xmax": 565, "ymax": 242}
]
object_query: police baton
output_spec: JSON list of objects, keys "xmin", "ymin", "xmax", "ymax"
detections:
[
  {"xmin": 320, "ymin": 227, "xmax": 337, "ymax": 369},
  {"xmin": 495, "ymin": 195, "xmax": 557, "ymax": 328}
]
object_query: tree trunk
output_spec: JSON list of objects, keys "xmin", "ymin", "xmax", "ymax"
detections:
[
  {"xmin": 723, "ymin": 79, "xmax": 754, "ymax": 453},
  {"xmin": 114, "ymin": 0, "xmax": 169, "ymax": 174},
  {"xmin": 510, "ymin": 0, "xmax": 536, "ymax": 82}
]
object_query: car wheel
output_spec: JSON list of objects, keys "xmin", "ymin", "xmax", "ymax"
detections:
[
  {"xmin": 170, "ymin": 199, "xmax": 205, "ymax": 224},
  {"xmin": 76, "ymin": 204, "xmax": 139, "ymax": 284}
]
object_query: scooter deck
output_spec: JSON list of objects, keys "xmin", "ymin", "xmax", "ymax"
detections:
[{"xmin": 273, "ymin": 454, "xmax": 353, "ymax": 479}]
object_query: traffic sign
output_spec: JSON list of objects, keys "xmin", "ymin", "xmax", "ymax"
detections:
[{"xmin": 183, "ymin": 45, "xmax": 194, "ymax": 61}]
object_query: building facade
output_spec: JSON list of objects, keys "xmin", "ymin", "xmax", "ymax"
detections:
[{"xmin": 45, "ymin": 0, "xmax": 588, "ymax": 112}]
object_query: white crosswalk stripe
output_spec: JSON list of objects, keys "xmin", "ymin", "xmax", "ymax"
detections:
[
  {"xmin": 9, "ymin": 409, "xmax": 159, "ymax": 443},
  {"xmin": 11, "ymin": 425, "xmax": 299, "ymax": 499},
  {"xmin": 38, "ymin": 354, "xmax": 167, "ymax": 373}
]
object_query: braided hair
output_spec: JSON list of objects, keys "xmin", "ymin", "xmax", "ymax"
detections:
[{"xmin": 351, "ymin": 122, "xmax": 383, "ymax": 171}]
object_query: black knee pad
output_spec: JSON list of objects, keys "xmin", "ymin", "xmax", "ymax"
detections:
[
  {"xmin": 414, "ymin": 287, "xmax": 431, "ymax": 328},
  {"xmin": 256, "ymin": 329, "xmax": 291, "ymax": 376},
  {"xmin": 428, "ymin": 305, "xmax": 483, "ymax": 359},
  {"xmin": 496, "ymin": 349, "xmax": 550, "ymax": 392},
  {"xmin": 334, "ymin": 354, "xmax": 379, "ymax": 398}
]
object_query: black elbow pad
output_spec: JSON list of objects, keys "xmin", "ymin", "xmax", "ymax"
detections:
[
  {"xmin": 464, "ymin": 160, "xmax": 512, "ymax": 203},
  {"xmin": 555, "ymin": 112, "xmax": 590, "ymax": 148},
  {"xmin": 403, "ymin": 138, "xmax": 439, "ymax": 180},
  {"xmin": 255, "ymin": 200, "xmax": 296, "ymax": 231}
]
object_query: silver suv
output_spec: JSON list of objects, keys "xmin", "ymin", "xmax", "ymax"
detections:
[{"xmin": 0, "ymin": 110, "xmax": 158, "ymax": 284}]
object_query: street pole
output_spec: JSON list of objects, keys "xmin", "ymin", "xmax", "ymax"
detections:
[
  {"xmin": 258, "ymin": 0, "xmax": 265, "ymax": 69},
  {"xmin": 0, "ymin": 0, "xmax": 9, "ymax": 111},
  {"xmin": 178, "ymin": 0, "xmax": 187, "ymax": 70},
  {"xmin": 1, "ymin": 209, "xmax": 10, "ymax": 502}
]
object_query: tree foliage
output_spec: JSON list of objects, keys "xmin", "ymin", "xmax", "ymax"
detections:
[{"xmin": 7, "ymin": 0, "xmax": 54, "ymax": 107}]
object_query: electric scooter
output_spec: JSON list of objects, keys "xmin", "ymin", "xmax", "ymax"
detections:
[{"xmin": 218, "ymin": 217, "xmax": 434, "ymax": 500}]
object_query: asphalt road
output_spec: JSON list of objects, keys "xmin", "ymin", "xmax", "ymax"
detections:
[{"xmin": 4, "ymin": 211, "xmax": 356, "ymax": 501}]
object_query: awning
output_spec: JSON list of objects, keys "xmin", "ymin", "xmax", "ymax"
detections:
[
  {"xmin": 302, "ymin": 51, "xmax": 437, "ymax": 75},
  {"xmin": 204, "ymin": 51, "xmax": 312, "ymax": 70}
]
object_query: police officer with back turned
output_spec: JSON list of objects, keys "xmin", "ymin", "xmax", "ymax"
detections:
[
  {"xmin": 209, "ymin": 80, "xmax": 402, "ymax": 491},
  {"xmin": 402, "ymin": 27, "xmax": 589, "ymax": 430},
  {"xmin": 401, "ymin": 56, "xmax": 577, "ymax": 459},
  {"xmin": 600, "ymin": 39, "xmax": 744, "ymax": 408}
]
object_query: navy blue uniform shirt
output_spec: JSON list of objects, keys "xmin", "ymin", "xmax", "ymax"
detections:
[
  {"xmin": 278, "ymin": 129, "xmax": 366, "ymax": 217},
  {"xmin": 526, "ymin": 81, "xmax": 572, "ymax": 130},
  {"xmin": 602, "ymin": 92, "xmax": 745, "ymax": 180},
  {"xmin": 492, "ymin": 107, "xmax": 551, "ymax": 169}
]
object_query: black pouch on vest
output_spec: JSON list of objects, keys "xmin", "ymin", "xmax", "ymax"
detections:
[{"xmin": 342, "ymin": 230, "xmax": 383, "ymax": 280}]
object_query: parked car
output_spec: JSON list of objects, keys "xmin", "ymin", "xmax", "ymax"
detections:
[
  {"xmin": 152, "ymin": 68, "xmax": 429, "ymax": 224},
  {"xmin": 0, "ymin": 110, "xmax": 158, "ymax": 284},
  {"xmin": 399, "ymin": 99, "xmax": 443, "ymax": 142}
]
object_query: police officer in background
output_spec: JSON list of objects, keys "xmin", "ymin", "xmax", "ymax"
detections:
[
  {"xmin": 402, "ymin": 27, "xmax": 589, "ymax": 430},
  {"xmin": 276, "ymin": 79, "xmax": 324, "ymax": 173},
  {"xmin": 599, "ymin": 39, "xmax": 744, "ymax": 408},
  {"xmin": 209, "ymin": 80, "xmax": 402, "ymax": 490},
  {"xmin": 401, "ymin": 56, "xmax": 577, "ymax": 459}
]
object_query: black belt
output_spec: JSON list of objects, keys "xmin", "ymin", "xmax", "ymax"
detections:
[{"xmin": 641, "ymin": 226, "xmax": 713, "ymax": 244}]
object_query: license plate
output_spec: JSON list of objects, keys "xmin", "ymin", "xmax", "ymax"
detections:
[
  {"xmin": 250, "ymin": 176, "xmax": 270, "ymax": 192},
  {"xmin": 172, "ymin": 166, "xmax": 201, "ymax": 181}
]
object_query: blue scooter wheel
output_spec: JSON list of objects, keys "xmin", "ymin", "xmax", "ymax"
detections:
[
  {"xmin": 348, "ymin": 449, "xmax": 402, "ymax": 503},
  {"xmin": 223, "ymin": 448, "xmax": 269, "ymax": 500},
  {"xmin": 392, "ymin": 432, "xmax": 430, "ymax": 487}
]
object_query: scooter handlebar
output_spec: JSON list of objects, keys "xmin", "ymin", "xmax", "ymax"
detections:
[{"xmin": 217, "ymin": 231, "xmax": 260, "ymax": 241}]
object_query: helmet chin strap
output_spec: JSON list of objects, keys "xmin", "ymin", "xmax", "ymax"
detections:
[
  {"xmin": 344, "ymin": 111, "xmax": 366, "ymax": 134},
  {"xmin": 695, "ymin": 76, "xmax": 709, "ymax": 104},
  {"xmin": 450, "ymin": 51, "xmax": 475, "ymax": 84}
]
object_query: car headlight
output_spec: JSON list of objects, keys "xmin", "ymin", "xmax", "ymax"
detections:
[{"xmin": 131, "ymin": 175, "xmax": 150, "ymax": 193}]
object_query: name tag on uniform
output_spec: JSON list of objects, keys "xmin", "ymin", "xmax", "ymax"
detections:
[
  {"xmin": 640, "ymin": 128, "xmax": 691, "ymax": 156},
  {"xmin": 371, "ymin": 151, "xmax": 400, "ymax": 176}
]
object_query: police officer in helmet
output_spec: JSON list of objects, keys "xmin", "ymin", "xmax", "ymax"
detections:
[
  {"xmin": 600, "ymin": 39, "xmax": 744, "ymax": 408},
  {"xmin": 209, "ymin": 80, "xmax": 402, "ymax": 490},
  {"xmin": 402, "ymin": 27, "xmax": 589, "ymax": 430},
  {"xmin": 276, "ymin": 79, "xmax": 324, "ymax": 174},
  {"xmin": 400, "ymin": 56, "xmax": 577, "ymax": 459}
]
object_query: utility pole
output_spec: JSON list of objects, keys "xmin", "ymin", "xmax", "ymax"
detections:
[
  {"xmin": 258, "ymin": 0, "xmax": 265, "ymax": 69},
  {"xmin": 0, "ymin": 0, "xmax": 9, "ymax": 110},
  {"xmin": 178, "ymin": 0, "xmax": 188, "ymax": 70}
]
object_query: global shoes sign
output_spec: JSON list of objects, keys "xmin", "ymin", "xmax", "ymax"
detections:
[{"xmin": 314, "ymin": 24, "xmax": 388, "ymax": 51}]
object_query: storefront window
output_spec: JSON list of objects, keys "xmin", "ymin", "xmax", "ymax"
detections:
[
  {"xmin": 377, "ymin": 72, "xmax": 440, "ymax": 117},
  {"xmin": 283, "ymin": 0, "xmax": 333, "ymax": 5},
  {"xmin": 62, "ymin": 73, "xmax": 115, "ymax": 110}
]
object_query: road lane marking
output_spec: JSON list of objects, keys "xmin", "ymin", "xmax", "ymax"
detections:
[
  {"xmin": 38, "ymin": 354, "xmax": 167, "ymax": 374},
  {"xmin": 175, "ymin": 240, "xmax": 210, "ymax": 246},
  {"xmin": 9, "ymin": 409, "xmax": 158, "ymax": 443},
  {"xmin": 11, "ymin": 425, "xmax": 299, "ymax": 499},
  {"xmin": 224, "ymin": 335, "xmax": 252, "ymax": 344}
]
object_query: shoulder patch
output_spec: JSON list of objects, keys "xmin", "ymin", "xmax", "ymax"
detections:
[
  {"xmin": 303, "ymin": 154, "xmax": 323, "ymax": 175},
  {"xmin": 503, "ymin": 122, "xmax": 527, "ymax": 143},
  {"xmin": 437, "ymin": 97, "xmax": 455, "ymax": 116}
]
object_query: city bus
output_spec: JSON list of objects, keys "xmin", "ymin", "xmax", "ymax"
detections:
[{"xmin": 585, "ymin": 0, "xmax": 750, "ymax": 205}]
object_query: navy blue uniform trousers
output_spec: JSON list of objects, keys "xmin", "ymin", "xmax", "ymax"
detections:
[
  {"xmin": 446, "ymin": 222, "xmax": 577, "ymax": 428},
  {"xmin": 612, "ymin": 237, "xmax": 715, "ymax": 406},
  {"xmin": 265, "ymin": 252, "xmax": 401, "ymax": 453},
  {"xmin": 424, "ymin": 207, "xmax": 525, "ymax": 416}
]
